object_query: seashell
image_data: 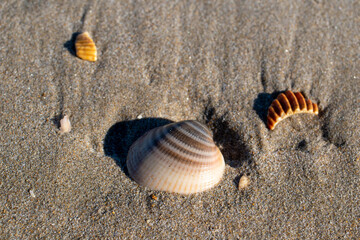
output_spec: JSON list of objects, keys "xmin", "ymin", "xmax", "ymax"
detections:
[
  {"xmin": 267, "ymin": 90, "xmax": 319, "ymax": 130},
  {"xmin": 238, "ymin": 175, "xmax": 250, "ymax": 190},
  {"xmin": 59, "ymin": 114, "xmax": 71, "ymax": 134},
  {"xmin": 75, "ymin": 32, "xmax": 97, "ymax": 61},
  {"xmin": 126, "ymin": 120, "xmax": 225, "ymax": 194},
  {"xmin": 29, "ymin": 189, "xmax": 36, "ymax": 198}
]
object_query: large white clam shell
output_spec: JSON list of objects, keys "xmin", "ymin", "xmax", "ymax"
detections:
[{"xmin": 126, "ymin": 120, "xmax": 225, "ymax": 194}]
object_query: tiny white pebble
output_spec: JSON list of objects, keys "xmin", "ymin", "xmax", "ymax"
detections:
[
  {"xmin": 59, "ymin": 114, "xmax": 71, "ymax": 134},
  {"xmin": 238, "ymin": 175, "xmax": 250, "ymax": 190},
  {"xmin": 137, "ymin": 114, "xmax": 143, "ymax": 119},
  {"xmin": 29, "ymin": 189, "xmax": 36, "ymax": 198}
]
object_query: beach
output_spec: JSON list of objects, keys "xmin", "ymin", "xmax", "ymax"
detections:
[{"xmin": 0, "ymin": 1, "xmax": 359, "ymax": 238}]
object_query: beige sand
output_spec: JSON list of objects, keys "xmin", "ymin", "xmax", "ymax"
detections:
[{"xmin": 0, "ymin": 1, "xmax": 359, "ymax": 239}]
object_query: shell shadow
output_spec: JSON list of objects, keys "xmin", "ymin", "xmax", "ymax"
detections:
[
  {"xmin": 64, "ymin": 32, "xmax": 81, "ymax": 57},
  {"xmin": 320, "ymin": 106, "xmax": 346, "ymax": 148},
  {"xmin": 50, "ymin": 114, "xmax": 62, "ymax": 129},
  {"xmin": 253, "ymin": 91, "xmax": 282, "ymax": 126},
  {"xmin": 103, "ymin": 118, "xmax": 173, "ymax": 175},
  {"xmin": 203, "ymin": 104, "xmax": 251, "ymax": 168}
]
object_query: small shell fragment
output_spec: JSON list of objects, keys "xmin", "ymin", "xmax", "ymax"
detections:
[
  {"xmin": 59, "ymin": 114, "xmax": 71, "ymax": 134},
  {"xmin": 151, "ymin": 194, "xmax": 157, "ymax": 200},
  {"xmin": 238, "ymin": 175, "xmax": 250, "ymax": 190},
  {"xmin": 75, "ymin": 32, "xmax": 97, "ymax": 61},
  {"xmin": 126, "ymin": 120, "xmax": 225, "ymax": 194},
  {"xmin": 29, "ymin": 189, "xmax": 36, "ymax": 198},
  {"xmin": 267, "ymin": 90, "xmax": 319, "ymax": 130}
]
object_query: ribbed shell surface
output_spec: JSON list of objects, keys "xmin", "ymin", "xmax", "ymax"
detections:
[
  {"xmin": 267, "ymin": 90, "xmax": 319, "ymax": 130},
  {"xmin": 126, "ymin": 120, "xmax": 225, "ymax": 194},
  {"xmin": 75, "ymin": 32, "xmax": 97, "ymax": 62}
]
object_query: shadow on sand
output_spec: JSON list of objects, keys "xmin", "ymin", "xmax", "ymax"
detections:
[
  {"xmin": 252, "ymin": 91, "xmax": 282, "ymax": 127},
  {"xmin": 64, "ymin": 32, "xmax": 81, "ymax": 57},
  {"xmin": 203, "ymin": 102, "xmax": 252, "ymax": 169}
]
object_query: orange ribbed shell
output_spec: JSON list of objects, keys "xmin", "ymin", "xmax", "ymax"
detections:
[
  {"xmin": 75, "ymin": 32, "xmax": 97, "ymax": 62},
  {"xmin": 267, "ymin": 90, "xmax": 319, "ymax": 130}
]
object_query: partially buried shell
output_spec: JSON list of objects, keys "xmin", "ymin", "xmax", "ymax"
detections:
[
  {"xmin": 75, "ymin": 32, "xmax": 97, "ymax": 61},
  {"xmin": 267, "ymin": 90, "xmax": 319, "ymax": 130},
  {"xmin": 238, "ymin": 175, "xmax": 250, "ymax": 190},
  {"xmin": 59, "ymin": 114, "xmax": 71, "ymax": 134},
  {"xmin": 126, "ymin": 120, "xmax": 225, "ymax": 194}
]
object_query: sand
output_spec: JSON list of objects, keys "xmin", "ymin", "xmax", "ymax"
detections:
[{"xmin": 0, "ymin": 0, "xmax": 359, "ymax": 239}]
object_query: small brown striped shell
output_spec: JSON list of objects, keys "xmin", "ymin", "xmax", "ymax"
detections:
[
  {"xmin": 126, "ymin": 120, "xmax": 225, "ymax": 194},
  {"xmin": 267, "ymin": 90, "xmax": 319, "ymax": 130},
  {"xmin": 75, "ymin": 32, "xmax": 97, "ymax": 62}
]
